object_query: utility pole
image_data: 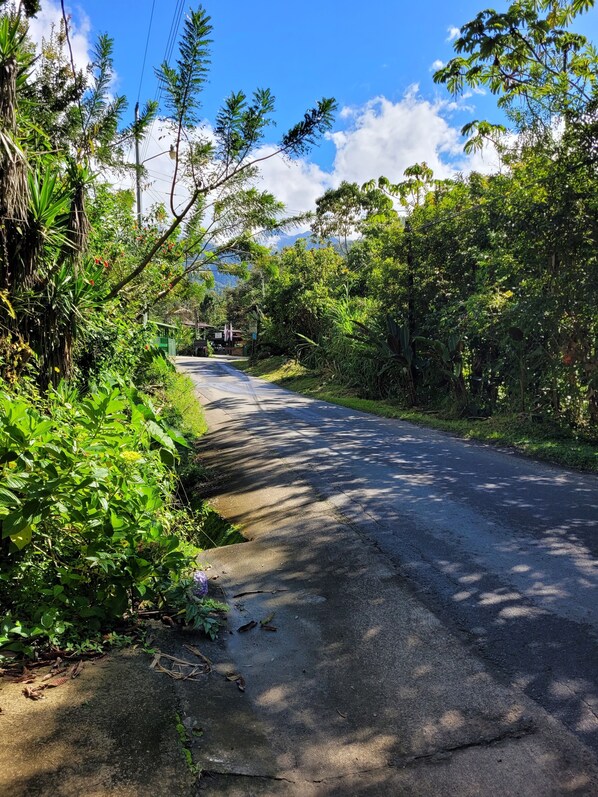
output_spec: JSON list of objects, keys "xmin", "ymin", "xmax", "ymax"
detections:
[{"xmin": 134, "ymin": 102, "xmax": 142, "ymax": 227}]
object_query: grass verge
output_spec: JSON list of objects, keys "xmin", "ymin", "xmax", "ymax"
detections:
[
  {"xmin": 160, "ymin": 370, "xmax": 208, "ymax": 438},
  {"xmin": 233, "ymin": 357, "xmax": 598, "ymax": 473}
]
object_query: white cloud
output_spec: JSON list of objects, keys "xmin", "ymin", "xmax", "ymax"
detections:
[
  {"xmin": 255, "ymin": 146, "xmax": 331, "ymax": 227},
  {"xmin": 27, "ymin": 1, "xmax": 92, "ymax": 71},
  {"xmin": 252, "ymin": 89, "xmax": 506, "ymax": 218},
  {"xmin": 123, "ymin": 89, "xmax": 504, "ymax": 228},
  {"xmin": 329, "ymin": 89, "xmax": 463, "ymax": 185},
  {"xmin": 447, "ymin": 26, "xmax": 461, "ymax": 42},
  {"xmin": 430, "ymin": 59, "xmax": 445, "ymax": 71}
]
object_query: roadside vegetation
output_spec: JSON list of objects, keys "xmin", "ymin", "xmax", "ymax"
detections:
[
  {"xmin": 1, "ymin": 0, "xmax": 597, "ymax": 658},
  {"xmin": 234, "ymin": 357, "xmax": 598, "ymax": 472},
  {"xmin": 0, "ymin": 2, "xmax": 332, "ymax": 661},
  {"xmin": 216, "ymin": 1, "xmax": 598, "ymax": 472},
  {"xmin": 1, "ymin": 352, "xmax": 224, "ymax": 659}
]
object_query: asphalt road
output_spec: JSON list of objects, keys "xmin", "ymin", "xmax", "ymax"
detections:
[{"xmin": 179, "ymin": 356, "xmax": 598, "ymax": 761}]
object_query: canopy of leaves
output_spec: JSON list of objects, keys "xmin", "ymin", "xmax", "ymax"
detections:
[{"xmin": 434, "ymin": 0, "xmax": 598, "ymax": 145}]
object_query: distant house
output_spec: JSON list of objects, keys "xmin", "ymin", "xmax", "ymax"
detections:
[
  {"xmin": 164, "ymin": 311, "xmax": 246, "ymax": 356},
  {"xmin": 152, "ymin": 322, "xmax": 177, "ymax": 356},
  {"xmin": 181, "ymin": 321, "xmax": 246, "ymax": 356},
  {"xmin": 211, "ymin": 325, "xmax": 245, "ymax": 355}
]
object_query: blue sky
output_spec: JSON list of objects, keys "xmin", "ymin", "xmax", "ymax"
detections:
[
  {"xmin": 27, "ymin": 1, "xmax": 598, "ymax": 217},
  {"xmin": 62, "ymin": 0, "xmax": 503, "ymax": 156}
]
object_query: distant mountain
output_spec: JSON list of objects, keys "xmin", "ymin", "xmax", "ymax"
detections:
[
  {"xmin": 187, "ymin": 233, "xmax": 328, "ymax": 294},
  {"xmin": 188, "ymin": 262, "xmax": 238, "ymax": 292},
  {"xmin": 266, "ymin": 232, "xmax": 347, "ymax": 253},
  {"xmin": 208, "ymin": 266, "xmax": 239, "ymax": 291},
  {"xmin": 266, "ymin": 232, "xmax": 320, "ymax": 251}
]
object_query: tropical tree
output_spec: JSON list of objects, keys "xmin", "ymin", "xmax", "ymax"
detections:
[
  {"xmin": 311, "ymin": 181, "xmax": 393, "ymax": 253},
  {"xmin": 105, "ymin": 7, "xmax": 336, "ymax": 308},
  {"xmin": 0, "ymin": 3, "xmax": 335, "ymax": 389},
  {"xmin": 433, "ymin": 0, "xmax": 598, "ymax": 149}
]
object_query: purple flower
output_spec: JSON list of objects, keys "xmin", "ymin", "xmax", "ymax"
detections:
[{"xmin": 192, "ymin": 570, "xmax": 209, "ymax": 597}]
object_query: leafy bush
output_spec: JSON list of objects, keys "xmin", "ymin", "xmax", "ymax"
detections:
[
  {"xmin": 73, "ymin": 305, "xmax": 157, "ymax": 390},
  {"xmin": 0, "ymin": 376, "xmax": 209, "ymax": 658}
]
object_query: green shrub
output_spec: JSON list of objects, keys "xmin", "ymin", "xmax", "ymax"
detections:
[{"xmin": 0, "ymin": 377, "xmax": 206, "ymax": 658}]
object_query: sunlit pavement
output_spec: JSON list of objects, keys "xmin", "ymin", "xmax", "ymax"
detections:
[{"xmin": 175, "ymin": 356, "xmax": 598, "ymax": 795}]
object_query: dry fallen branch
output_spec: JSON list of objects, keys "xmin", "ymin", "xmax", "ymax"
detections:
[
  {"xmin": 232, "ymin": 589, "xmax": 288, "ymax": 599},
  {"xmin": 183, "ymin": 644, "xmax": 213, "ymax": 673},
  {"xmin": 41, "ymin": 662, "xmax": 67, "ymax": 682},
  {"xmin": 150, "ymin": 651, "xmax": 210, "ymax": 681}
]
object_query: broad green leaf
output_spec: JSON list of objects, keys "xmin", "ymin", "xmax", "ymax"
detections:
[{"xmin": 10, "ymin": 525, "xmax": 32, "ymax": 549}]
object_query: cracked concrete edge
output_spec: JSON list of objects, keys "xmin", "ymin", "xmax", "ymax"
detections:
[
  {"xmin": 197, "ymin": 733, "xmax": 593, "ymax": 797},
  {"xmin": 197, "ymin": 724, "xmax": 536, "ymax": 786}
]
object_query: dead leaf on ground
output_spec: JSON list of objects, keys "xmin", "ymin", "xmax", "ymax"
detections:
[
  {"xmin": 259, "ymin": 613, "xmax": 275, "ymax": 626},
  {"xmin": 45, "ymin": 676, "xmax": 69, "ymax": 689},
  {"xmin": 22, "ymin": 686, "xmax": 44, "ymax": 701},
  {"xmin": 237, "ymin": 620, "xmax": 257, "ymax": 633},
  {"xmin": 224, "ymin": 671, "xmax": 246, "ymax": 691},
  {"xmin": 11, "ymin": 667, "xmax": 36, "ymax": 684},
  {"xmin": 261, "ymin": 624, "xmax": 277, "ymax": 632},
  {"xmin": 69, "ymin": 661, "xmax": 83, "ymax": 679}
]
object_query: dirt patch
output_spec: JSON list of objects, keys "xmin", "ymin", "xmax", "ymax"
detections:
[{"xmin": 0, "ymin": 648, "xmax": 195, "ymax": 797}]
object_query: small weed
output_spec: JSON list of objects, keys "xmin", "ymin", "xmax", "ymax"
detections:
[
  {"xmin": 175, "ymin": 712, "xmax": 200, "ymax": 776},
  {"xmin": 163, "ymin": 578, "xmax": 228, "ymax": 639}
]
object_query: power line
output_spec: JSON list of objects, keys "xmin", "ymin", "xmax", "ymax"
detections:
[
  {"xmin": 141, "ymin": 0, "xmax": 186, "ymax": 164},
  {"xmin": 164, "ymin": 0, "xmax": 185, "ymax": 65},
  {"xmin": 136, "ymin": 0, "xmax": 157, "ymax": 104}
]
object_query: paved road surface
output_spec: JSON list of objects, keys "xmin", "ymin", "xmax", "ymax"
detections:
[{"xmin": 179, "ymin": 356, "xmax": 598, "ymax": 762}]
